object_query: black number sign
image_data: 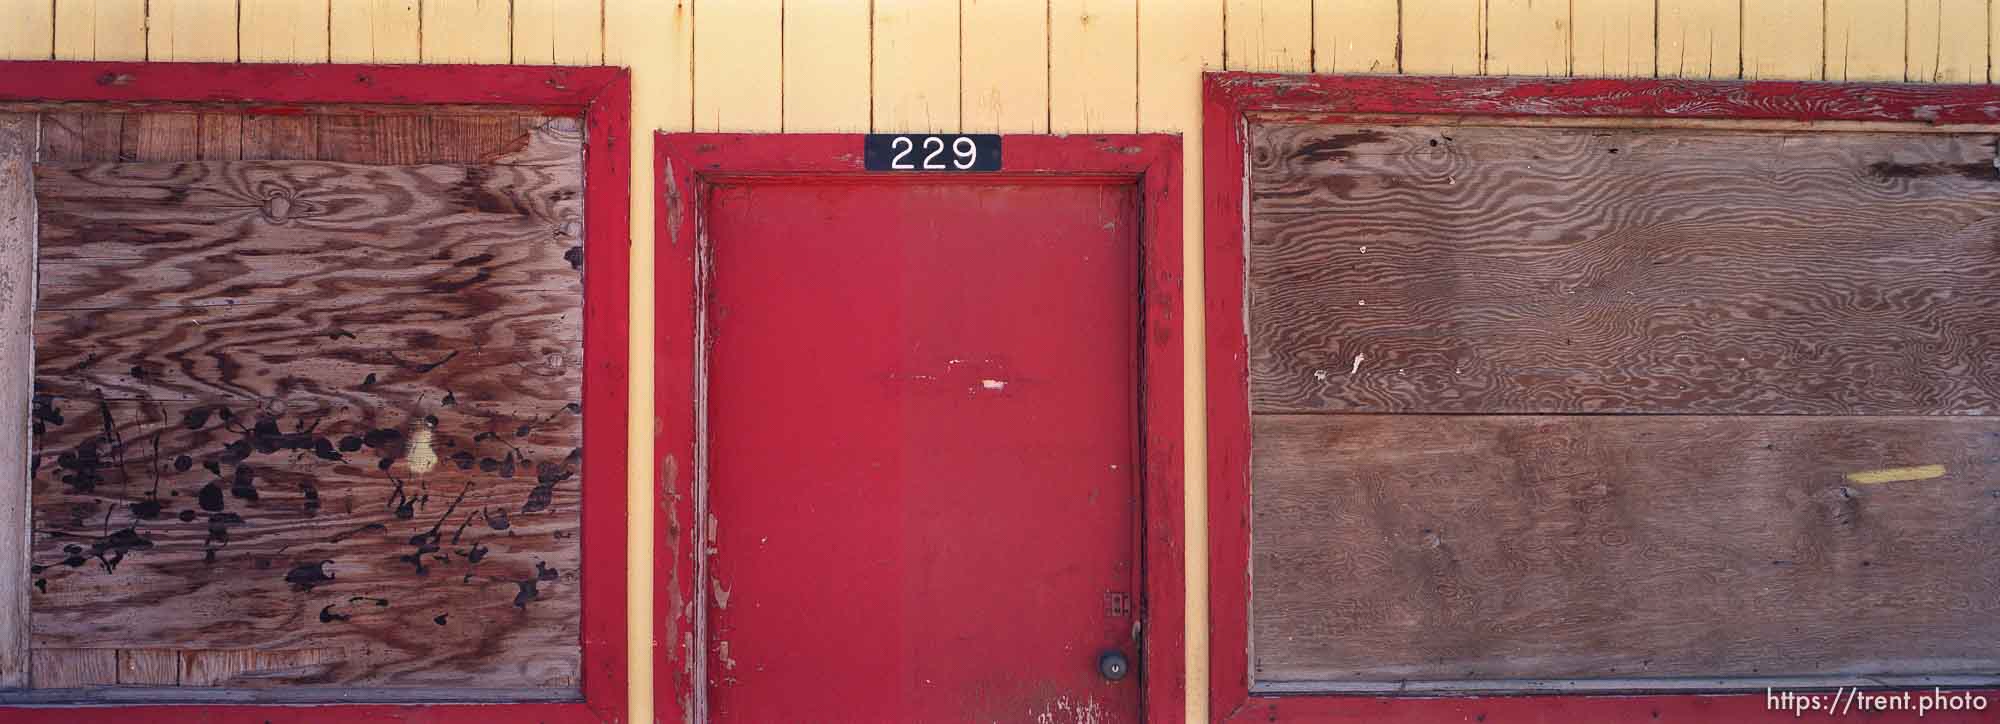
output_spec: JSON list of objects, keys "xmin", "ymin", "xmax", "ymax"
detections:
[{"xmin": 863, "ymin": 134, "xmax": 1001, "ymax": 172}]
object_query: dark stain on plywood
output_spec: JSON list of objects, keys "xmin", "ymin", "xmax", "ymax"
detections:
[
  {"xmin": 26, "ymin": 113, "xmax": 586, "ymax": 693},
  {"xmin": 1248, "ymin": 122, "xmax": 2000, "ymax": 415},
  {"xmin": 1252, "ymin": 414, "xmax": 2000, "ymax": 683}
]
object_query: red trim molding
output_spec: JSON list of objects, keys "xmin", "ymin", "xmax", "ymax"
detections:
[
  {"xmin": 1203, "ymin": 71, "xmax": 2000, "ymax": 724},
  {"xmin": 0, "ymin": 61, "xmax": 631, "ymax": 724},
  {"xmin": 654, "ymin": 133, "xmax": 1186, "ymax": 723}
]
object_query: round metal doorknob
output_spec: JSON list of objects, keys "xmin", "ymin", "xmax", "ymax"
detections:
[{"xmin": 1098, "ymin": 651, "xmax": 1131, "ymax": 681}]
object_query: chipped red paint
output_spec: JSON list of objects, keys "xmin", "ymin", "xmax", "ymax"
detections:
[
  {"xmin": 655, "ymin": 133, "xmax": 1184, "ymax": 723},
  {"xmin": 1203, "ymin": 70, "xmax": 2000, "ymax": 723},
  {"xmin": 0, "ymin": 61, "xmax": 630, "ymax": 724}
]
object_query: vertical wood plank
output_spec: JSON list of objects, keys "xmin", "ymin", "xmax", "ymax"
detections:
[
  {"xmin": 1136, "ymin": 0, "xmax": 1223, "ymax": 719},
  {"xmin": 1742, "ymin": 0, "xmax": 1824, "ymax": 79},
  {"xmin": 0, "ymin": 114, "xmax": 31, "ymax": 690},
  {"xmin": 1312, "ymin": 0, "xmax": 1399, "ymax": 73},
  {"xmin": 693, "ymin": 0, "xmax": 782, "ymax": 132},
  {"xmin": 1225, "ymin": 0, "xmax": 1313, "ymax": 71},
  {"xmin": 513, "ymin": 0, "xmax": 604, "ymax": 66},
  {"xmin": 197, "ymin": 114, "xmax": 244, "ymax": 161},
  {"xmin": 330, "ymin": 0, "xmax": 421, "ymax": 62},
  {"xmin": 55, "ymin": 0, "xmax": 147, "ymax": 61},
  {"xmin": 115, "ymin": 649, "xmax": 178, "ymax": 685},
  {"xmin": 784, "ymin": 0, "xmax": 871, "ymax": 132},
  {"xmin": 604, "ymin": 5, "xmax": 691, "ymax": 718},
  {"xmin": 29, "ymin": 649, "xmax": 115, "ymax": 688},
  {"xmin": 1572, "ymin": 0, "xmax": 1655, "ymax": 77},
  {"xmin": 119, "ymin": 114, "xmax": 200, "ymax": 161},
  {"xmin": 241, "ymin": 0, "xmax": 332, "ymax": 62},
  {"xmin": 874, "ymin": 0, "xmax": 961, "ymax": 132},
  {"xmin": 1826, "ymin": 0, "xmax": 1905, "ymax": 80},
  {"xmin": 1658, "ymin": 0, "xmax": 1741, "ymax": 77},
  {"xmin": 1910, "ymin": 0, "xmax": 1986, "ymax": 82},
  {"xmin": 35, "ymin": 113, "xmax": 121, "ymax": 163},
  {"xmin": 0, "ymin": 0, "xmax": 56, "ymax": 59},
  {"xmin": 146, "ymin": 0, "xmax": 238, "ymax": 62},
  {"xmin": 240, "ymin": 115, "xmax": 318, "ymax": 160},
  {"xmin": 1486, "ymin": 0, "xmax": 1569, "ymax": 75},
  {"xmin": 421, "ymin": 0, "xmax": 512, "ymax": 63},
  {"xmin": 1050, "ymin": 0, "xmax": 1138, "ymax": 133},
  {"xmin": 1402, "ymin": 0, "xmax": 1482, "ymax": 74},
  {"xmin": 962, "ymin": 0, "xmax": 1050, "ymax": 133}
]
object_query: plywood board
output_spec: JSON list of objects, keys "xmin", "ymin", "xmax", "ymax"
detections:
[
  {"xmin": 1248, "ymin": 122, "xmax": 2000, "ymax": 415},
  {"xmin": 1252, "ymin": 413, "xmax": 2000, "ymax": 683},
  {"xmin": 27, "ymin": 117, "xmax": 586, "ymax": 692},
  {"xmin": 0, "ymin": 113, "xmax": 32, "ymax": 689}
]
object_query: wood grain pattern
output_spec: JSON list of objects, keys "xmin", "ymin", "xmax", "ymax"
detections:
[
  {"xmin": 0, "ymin": 113, "xmax": 31, "ymax": 689},
  {"xmin": 1252, "ymin": 413, "xmax": 2000, "ymax": 683},
  {"xmin": 26, "ymin": 116, "xmax": 587, "ymax": 693},
  {"xmin": 1248, "ymin": 122, "xmax": 2000, "ymax": 415},
  {"xmin": 116, "ymin": 648, "xmax": 178, "ymax": 685},
  {"xmin": 30, "ymin": 648, "xmax": 114, "ymax": 687}
]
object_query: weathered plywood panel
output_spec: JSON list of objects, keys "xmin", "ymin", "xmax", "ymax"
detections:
[
  {"xmin": 1252, "ymin": 413, "xmax": 2000, "ymax": 683},
  {"xmin": 1248, "ymin": 122, "xmax": 2000, "ymax": 415},
  {"xmin": 26, "ymin": 120, "xmax": 586, "ymax": 692},
  {"xmin": 0, "ymin": 114, "xmax": 32, "ymax": 689},
  {"xmin": 30, "ymin": 648, "xmax": 115, "ymax": 688}
]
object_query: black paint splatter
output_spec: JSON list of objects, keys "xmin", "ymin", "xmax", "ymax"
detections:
[
  {"xmin": 285, "ymin": 560, "xmax": 335, "ymax": 590},
  {"xmin": 318, "ymin": 604, "xmax": 350, "ymax": 623},
  {"xmin": 512, "ymin": 562, "xmax": 561, "ymax": 608}
]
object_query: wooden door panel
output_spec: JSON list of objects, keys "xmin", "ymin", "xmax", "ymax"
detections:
[{"xmin": 706, "ymin": 181, "xmax": 1141, "ymax": 721}]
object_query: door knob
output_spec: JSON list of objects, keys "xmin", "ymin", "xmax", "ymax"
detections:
[{"xmin": 1098, "ymin": 651, "xmax": 1131, "ymax": 681}]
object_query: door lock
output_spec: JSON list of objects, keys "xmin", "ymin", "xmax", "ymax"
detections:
[{"xmin": 1097, "ymin": 651, "xmax": 1131, "ymax": 682}]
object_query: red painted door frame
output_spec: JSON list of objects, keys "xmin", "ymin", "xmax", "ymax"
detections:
[
  {"xmin": 654, "ymin": 133, "xmax": 1186, "ymax": 722},
  {"xmin": 1203, "ymin": 70, "xmax": 2000, "ymax": 723},
  {"xmin": 0, "ymin": 61, "xmax": 632, "ymax": 724}
]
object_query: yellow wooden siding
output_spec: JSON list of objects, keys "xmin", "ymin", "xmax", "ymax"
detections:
[
  {"xmin": 1912, "ymin": 0, "xmax": 1988, "ymax": 83},
  {"xmin": 1572, "ymin": 0, "xmax": 1654, "ymax": 77},
  {"xmin": 1486, "ymin": 0, "xmax": 1569, "ymax": 76},
  {"xmin": 1313, "ymin": 0, "xmax": 1399, "ymax": 73},
  {"xmin": 1225, "ymin": 0, "xmax": 1312, "ymax": 72},
  {"xmin": 1403, "ymin": 0, "xmax": 1483, "ymax": 74},
  {"xmin": 241, "ymin": 0, "xmax": 331, "ymax": 63},
  {"xmin": 329, "ymin": 0, "xmax": 422, "ymax": 63},
  {"xmin": 1826, "ymin": 0, "xmax": 1906, "ymax": 81},
  {"xmin": 55, "ymin": 0, "xmax": 147, "ymax": 61},
  {"xmin": 421, "ymin": 0, "xmax": 511, "ymax": 64},
  {"xmin": 963, "ymin": 0, "xmax": 1050, "ymax": 133},
  {"xmin": 1658, "ymin": 0, "xmax": 1741, "ymax": 78},
  {"xmin": 0, "ymin": 0, "xmax": 56, "ymax": 59},
  {"xmin": 11, "ymin": 2, "xmax": 1991, "ymax": 722},
  {"xmin": 693, "ymin": 0, "xmax": 782, "ymax": 132},
  {"xmin": 1051, "ymin": 0, "xmax": 1139, "ymax": 133}
]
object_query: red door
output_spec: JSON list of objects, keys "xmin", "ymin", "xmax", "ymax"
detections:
[{"xmin": 703, "ymin": 180, "xmax": 1142, "ymax": 722}]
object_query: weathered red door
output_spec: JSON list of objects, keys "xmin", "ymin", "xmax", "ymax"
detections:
[{"xmin": 703, "ymin": 179, "xmax": 1142, "ymax": 721}]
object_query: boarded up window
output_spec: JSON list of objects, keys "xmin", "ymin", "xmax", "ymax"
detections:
[
  {"xmin": 1247, "ymin": 122, "xmax": 2000, "ymax": 691},
  {"xmin": 12, "ymin": 111, "xmax": 585, "ymax": 700}
]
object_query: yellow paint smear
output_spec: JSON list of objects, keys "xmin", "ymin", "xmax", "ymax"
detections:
[{"xmin": 1845, "ymin": 464, "xmax": 1947, "ymax": 485}]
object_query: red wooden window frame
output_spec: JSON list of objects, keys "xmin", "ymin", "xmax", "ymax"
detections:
[
  {"xmin": 1203, "ymin": 71, "xmax": 2000, "ymax": 723},
  {"xmin": 654, "ymin": 133, "xmax": 1187, "ymax": 723},
  {"xmin": 0, "ymin": 61, "xmax": 631, "ymax": 724}
]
